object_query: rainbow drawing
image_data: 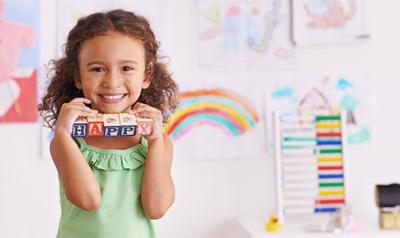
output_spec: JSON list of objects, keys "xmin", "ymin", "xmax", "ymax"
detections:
[{"xmin": 165, "ymin": 89, "xmax": 259, "ymax": 140}]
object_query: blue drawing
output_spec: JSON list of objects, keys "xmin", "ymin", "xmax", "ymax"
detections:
[
  {"xmin": 337, "ymin": 78, "xmax": 353, "ymax": 90},
  {"xmin": 306, "ymin": 0, "xmax": 329, "ymax": 15},
  {"xmin": 269, "ymin": 76, "xmax": 370, "ymax": 145},
  {"xmin": 348, "ymin": 127, "xmax": 370, "ymax": 144},
  {"xmin": 197, "ymin": 0, "xmax": 294, "ymax": 67},
  {"xmin": 272, "ymin": 86, "xmax": 294, "ymax": 98}
]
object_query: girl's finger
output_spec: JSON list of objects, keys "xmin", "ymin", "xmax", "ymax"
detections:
[
  {"xmin": 68, "ymin": 103, "xmax": 96, "ymax": 112},
  {"xmin": 68, "ymin": 104, "xmax": 97, "ymax": 114},
  {"xmin": 132, "ymin": 105, "xmax": 158, "ymax": 113},
  {"xmin": 132, "ymin": 102, "xmax": 158, "ymax": 111},
  {"xmin": 131, "ymin": 102, "xmax": 145, "ymax": 110},
  {"xmin": 130, "ymin": 108, "xmax": 148, "ymax": 114},
  {"xmin": 70, "ymin": 97, "xmax": 91, "ymax": 104},
  {"xmin": 134, "ymin": 111, "xmax": 162, "ymax": 119},
  {"xmin": 70, "ymin": 102, "xmax": 97, "ymax": 113}
]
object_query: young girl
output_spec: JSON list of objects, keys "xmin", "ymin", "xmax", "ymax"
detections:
[{"xmin": 38, "ymin": 9, "xmax": 177, "ymax": 238}]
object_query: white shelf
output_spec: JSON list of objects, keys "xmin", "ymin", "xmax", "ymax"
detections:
[{"xmin": 237, "ymin": 214, "xmax": 400, "ymax": 238}]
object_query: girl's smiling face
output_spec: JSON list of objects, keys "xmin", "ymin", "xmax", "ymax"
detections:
[{"xmin": 76, "ymin": 31, "xmax": 150, "ymax": 114}]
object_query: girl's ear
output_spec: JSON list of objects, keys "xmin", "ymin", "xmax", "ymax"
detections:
[
  {"xmin": 75, "ymin": 79, "xmax": 82, "ymax": 90},
  {"xmin": 143, "ymin": 62, "xmax": 153, "ymax": 89}
]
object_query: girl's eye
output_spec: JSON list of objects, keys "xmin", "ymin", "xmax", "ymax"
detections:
[
  {"xmin": 122, "ymin": 66, "xmax": 134, "ymax": 72},
  {"xmin": 90, "ymin": 67, "xmax": 105, "ymax": 73}
]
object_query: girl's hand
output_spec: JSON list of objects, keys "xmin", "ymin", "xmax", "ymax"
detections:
[
  {"xmin": 55, "ymin": 98, "xmax": 97, "ymax": 135},
  {"xmin": 130, "ymin": 103, "xmax": 163, "ymax": 143}
]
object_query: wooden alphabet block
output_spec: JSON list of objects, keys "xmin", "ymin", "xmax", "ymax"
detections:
[
  {"xmin": 137, "ymin": 117, "xmax": 152, "ymax": 135},
  {"xmin": 119, "ymin": 113, "xmax": 137, "ymax": 136},
  {"xmin": 71, "ymin": 113, "xmax": 152, "ymax": 137},
  {"xmin": 87, "ymin": 114, "xmax": 104, "ymax": 136},
  {"xmin": 71, "ymin": 116, "xmax": 88, "ymax": 137},
  {"xmin": 103, "ymin": 114, "xmax": 121, "ymax": 137},
  {"xmin": 380, "ymin": 210, "xmax": 400, "ymax": 229}
]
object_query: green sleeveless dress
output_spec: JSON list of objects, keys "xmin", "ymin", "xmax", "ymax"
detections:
[{"xmin": 56, "ymin": 137, "xmax": 156, "ymax": 238}]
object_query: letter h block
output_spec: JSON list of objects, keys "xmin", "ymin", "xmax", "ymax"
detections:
[
  {"xmin": 71, "ymin": 116, "xmax": 88, "ymax": 137},
  {"xmin": 103, "ymin": 114, "xmax": 121, "ymax": 136},
  {"xmin": 87, "ymin": 114, "xmax": 104, "ymax": 136},
  {"xmin": 119, "ymin": 113, "xmax": 137, "ymax": 136}
]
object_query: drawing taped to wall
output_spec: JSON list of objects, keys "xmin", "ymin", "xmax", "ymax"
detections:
[
  {"xmin": 265, "ymin": 74, "xmax": 371, "ymax": 149},
  {"xmin": 166, "ymin": 89, "xmax": 259, "ymax": 140},
  {"xmin": 194, "ymin": 0, "xmax": 295, "ymax": 70},
  {"xmin": 167, "ymin": 81, "xmax": 265, "ymax": 159},
  {"xmin": 0, "ymin": 0, "xmax": 39, "ymax": 123},
  {"xmin": 292, "ymin": 0, "xmax": 369, "ymax": 45},
  {"xmin": 56, "ymin": 0, "xmax": 165, "ymax": 57}
]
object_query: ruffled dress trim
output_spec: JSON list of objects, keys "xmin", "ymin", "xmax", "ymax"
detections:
[{"xmin": 75, "ymin": 137, "xmax": 148, "ymax": 171}]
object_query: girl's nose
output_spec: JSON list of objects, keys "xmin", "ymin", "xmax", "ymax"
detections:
[{"xmin": 101, "ymin": 70, "xmax": 121, "ymax": 88}]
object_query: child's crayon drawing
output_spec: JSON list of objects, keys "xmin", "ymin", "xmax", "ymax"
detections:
[
  {"xmin": 293, "ymin": 0, "xmax": 369, "ymax": 45},
  {"xmin": 266, "ymin": 75, "xmax": 371, "ymax": 147},
  {"xmin": 56, "ymin": 0, "xmax": 165, "ymax": 57},
  {"xmin": 0, "ymin": 0, "xmax": 39, "ymax": 123},
  {"xmin": 0, "ymin": 70, "xmax": 37, "ymax": 122},
  {"xmin": 305, "ymin": 0, "xmax": 356, "ymax": 29},
  {"xmin": 167, "ymin": 82, "xmax": 265, "ymax": 159},
  {"xmin": 195, "ymin": 0, "xmax": 295, "ymax": 70},
  {"xmin": 166, "ymin": 89, "xmax": 259, "ymax": 141}
]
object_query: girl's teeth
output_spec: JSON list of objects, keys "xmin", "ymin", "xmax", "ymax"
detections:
[{"xmin": 102, "ymin": 94, "xmax": 124, "ymax": 100}]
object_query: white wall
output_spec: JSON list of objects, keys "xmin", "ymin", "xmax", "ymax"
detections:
[{"xmin": 1, "ymin": 0, "xmax": 400, "ymax": 237}]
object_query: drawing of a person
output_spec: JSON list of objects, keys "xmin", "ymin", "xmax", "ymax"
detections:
[
  {"xmin": 0, "ymin": 0, "xmax": 36, "ymax": 82},
  {"xmin": 222, "ymin": 4, "xmax": 247, "ymax": 55},
  {"xmin": 0, "ymin": 0, "xmax": 36, "ymax": 117}
]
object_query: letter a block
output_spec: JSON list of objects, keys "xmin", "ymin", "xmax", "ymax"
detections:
[
  {"xmin": 119, "ymin": 113, "xmax": 137, "ymax": 136},
  {"xmin": 137, "ymin": 118, "xmax": 152, "ymax": 135},
  {"xmin": 87, "ymin": 114, "xmax": 104, "ymax": 136},
  {"xmin": 103, "ymin": 114, "xmax": 121, "ymax": 136},
  {"xmin": 72, "ymin": 116, "xmax": 88, "ymax": 137}
]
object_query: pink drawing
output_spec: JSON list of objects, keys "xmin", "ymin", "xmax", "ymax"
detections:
[
  {"xmin": 0, "ymin": 69, "xmax": 38, "ymax": 123},
  {"xmin": 274, "ymin": 48, "xmax": 294, "ymax": 60},
  {"xmin": 304, "ymin": 0, "xmax": 356, "ymax": 29},
  {"xmin": 0, "ymin": 0, "xmax": 36, "ymax": 121},
  {"xmin": 0, "ymin": 0, "xmax": 36, "ymax": 82},
  {"xmin": 298, "ymin": 87, "xmax": 331, "ymax": 115},
  {"xmin": 0, "ymin": 79, "xmax": 20, "ymax": 116},
  {"xmin": 0, "ymin": 69, "xmax": 37, "ymax": 122},
  {"xmin": 225, "ymin": 5, "xmax": 241, "ymax": 17}
]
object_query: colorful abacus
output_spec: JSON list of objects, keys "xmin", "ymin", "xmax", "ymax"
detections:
[
  {"xmin": 273, "ymin": 111, "xmax": 347, "ymax": 223},
  {"xmin": 71, "ymin": 113, "xmax": 152, "ymax": 137}
]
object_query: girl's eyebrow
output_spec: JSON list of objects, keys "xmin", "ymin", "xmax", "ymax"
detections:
[
  {"xmin": 118, "ymin": 60, "xmax": 138, "ymax": 65},
  {"xmin": 86, "ymin": 61, "xmax": 104, "ymax": 66},
  {"xmin": 86, "ymin": 60, "xmax": 138, "ymax": 66}
]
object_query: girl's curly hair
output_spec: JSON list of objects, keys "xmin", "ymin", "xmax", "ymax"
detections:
[{"xmin": 38, "ymin": 9, "xmax": 178, "ymax": 130}]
